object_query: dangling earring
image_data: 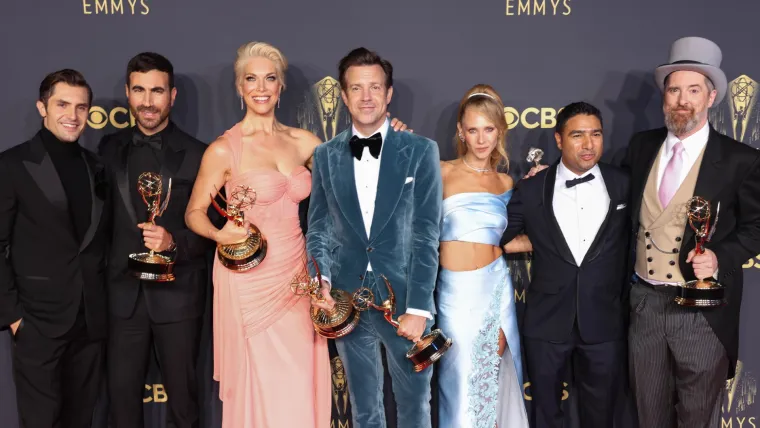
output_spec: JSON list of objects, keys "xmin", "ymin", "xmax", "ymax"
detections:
[
  {"xmin": 458, "ymin": 133, "xmax": 464, "ymax": 142},
  {"xmin": 277, "ymin": 97, "xmax": 281, "ymax": 109},
  {"xmin": 240, "ymin": 96, "xmax": 244, "ymax": 111}
]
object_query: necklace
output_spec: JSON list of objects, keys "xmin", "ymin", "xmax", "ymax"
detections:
[{"xmin": 462, "ymin": 157, "xmax": 491, "ymax": 173}]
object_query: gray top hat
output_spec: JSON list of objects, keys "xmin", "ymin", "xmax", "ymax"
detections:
[{"xmin": 654, "ymin": 36, "xmax": 727, "ymax": 104}]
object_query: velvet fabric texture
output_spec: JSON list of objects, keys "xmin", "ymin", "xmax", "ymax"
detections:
[{"xmin": 306, "ymin": 127, "xmax": 442, "ymax": 428}]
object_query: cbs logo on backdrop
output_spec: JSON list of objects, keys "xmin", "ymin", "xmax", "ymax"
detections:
[
  {"xmin": 88, "ymin": 106, "xmax": 135, "ymax": 129},
  {"xmin": 504, "ymin": 107, "xmax": 563, "ymax": 130},
  {"xmin": 88, "ymin": 104, "xmax": 563, "ymax": 131},
  {"xmin": 744, "ymin": 255, "xmax": 760, "ymax": 269}
]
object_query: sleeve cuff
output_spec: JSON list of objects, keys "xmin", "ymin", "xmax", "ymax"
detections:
[
  {"xmin": 405, "ymin": 308, "xmax": 433, "ymax": 320},
  {"xmin": 314, "ymin": 276, "xmax": 331, "ymax": 287}
]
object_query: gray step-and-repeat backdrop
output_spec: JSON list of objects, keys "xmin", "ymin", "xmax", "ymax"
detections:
[{"xmin": 1, "ymin": 1, "xmax": 759, "ymax": 427}]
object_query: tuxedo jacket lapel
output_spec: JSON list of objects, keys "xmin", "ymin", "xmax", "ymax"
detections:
[
  {"xmin": 79, "ymin": 152, "xmax": 104, "ymax": 252},
  {"xmin": 328, "ymin": 132, "xmax": 367, "ymax": 242},
  {"xmin": 22, "ymin": 136, "xmax": 75, "ymax": 242},
  {"xmin": 631, "ymin": 128, "xmax": 667, "ymax": 226},
  {"xmin": 370, "ymin": 129, "xmax": 411, "ymax": 240},
  {"xmin": 581, "ymin": 164, "xmax": 619, "ymax": 265},
  {"xmin": 114, "ymin": 139, "xmax": 139, "ymax": 226},
  {"xmin": 158, "ymin": 137, "xmax": 186, "ymax": 213},
  {"xmin": 542, "ymin": 163, "xmax": 577, "ymax": 266},
  {"xmin": 683, "ymin": 127, "xmax": 724, "ymax": 247}
]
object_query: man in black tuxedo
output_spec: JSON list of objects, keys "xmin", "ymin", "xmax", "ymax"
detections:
[
  {"xmin": 623, "ymin": 37, "xmax": 760, "ymax": 427},
  {"xmin": 0, "ymin": 69, "xmax": 110, "ymax": 427},
  {"xmin": 98, "ymin": 52, "xmax": 214, "ymax": 428},
  {"xmin": 501, "ymin": 102, "xmax": 630, "ymax": 428}
]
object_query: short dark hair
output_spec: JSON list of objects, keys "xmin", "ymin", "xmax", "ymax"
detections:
[
  {"xmin": 555, "ymin": 101, "xmax": 603, "ymax": 134},
  {"xmin": 126, "ymin": 52, "xmax": 174, "ymax": 88},
  {"xmin": 38, "ymin": 69, "xmax": 93, "ymax": 106},
  {"xmin": 338, "ymin": 47, "xmax": 393, "ymax": 91}
]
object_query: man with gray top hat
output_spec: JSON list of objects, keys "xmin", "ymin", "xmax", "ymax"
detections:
[{"xmin": 622, "ymin": 36, "xmax": 760, "ymax": 427}]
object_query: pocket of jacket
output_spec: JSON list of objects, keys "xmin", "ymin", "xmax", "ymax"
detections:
[
  {"xmin": 630, "ymin": 291, "xmax": 648, "ymax": 314},
  {"xmin": 20, "ymin": 275, "xmax": 50, "ymax": 280},
  {"xmin": 12, "ymin": 319, "xmax": 25, "ymax": 343}
]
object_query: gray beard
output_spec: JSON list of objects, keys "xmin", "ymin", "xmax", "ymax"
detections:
[{"xmin": 664, "ymin": 111, "xmax": 700, "ymax": 136}]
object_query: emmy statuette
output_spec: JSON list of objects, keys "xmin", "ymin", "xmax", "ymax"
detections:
[
  {"xmin": 674, "ymin": 197, "xmax": 726, "ymax": 307},
  {"xmin": 290, "ymin": 255, "xmax": 359, "ymax": 339},
  {"xmin": 210, "ymin": 185, "xmax": 267, "ymax": 271},
  {"xmin": 352, "ymin": 275, "xmax": 452, "ymax": 372},
  {"xmin": 128, "ymin": 172, "xmax": 175, "ymax": 282}
]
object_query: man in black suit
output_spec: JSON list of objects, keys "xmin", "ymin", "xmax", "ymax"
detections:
[
  {"xmin": 623, "ymin": 37, "xmax": 760, "ymax": 427},
  {"xmin": 0, "ymin": 69, "xmax": 110, "ymax": 427},
  {"xmin": 501, "ymin": 102, "xmax": 630, "ymax": 428},
  {"xmin": 98, "ymin": 52, "xmax": 214, "ymax": 428}
]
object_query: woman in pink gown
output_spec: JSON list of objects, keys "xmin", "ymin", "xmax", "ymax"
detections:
[{"xmin": 185, "ymin": 41, "xmax": 330, "ymax": 428}]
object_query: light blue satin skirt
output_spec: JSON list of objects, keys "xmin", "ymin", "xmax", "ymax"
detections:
[{"xmin": 436, "ymin": 256, "xmax": 528, "ymax": 428}]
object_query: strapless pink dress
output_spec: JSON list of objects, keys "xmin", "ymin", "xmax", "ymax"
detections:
[{"xmin": 212, "ymin": 124, "xmax": 330, "ymax": 428}]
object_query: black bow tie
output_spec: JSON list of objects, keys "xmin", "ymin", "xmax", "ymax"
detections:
[
  {"xmin": 349, "ymin": 133, "xmax": 382, "ymax": 160},
  {"xmin": 132, "ymin": 132, "xmax": 163, "ymax": 151},
  {"xmin": 565, "ymin": 173, "xmax": 595, "ymax": 188}
]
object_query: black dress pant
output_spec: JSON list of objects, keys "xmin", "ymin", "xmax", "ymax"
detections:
[
  {"xmin": 107, "ymin": 289, "xmax": 201, "ymax": 428},
  {"xmin": 12, "ymin": 310, "xmax": 103, "ymax": 428},
  {"xmin": 524, "ymin": 323, "xmax": 624, "ymax": 428}
]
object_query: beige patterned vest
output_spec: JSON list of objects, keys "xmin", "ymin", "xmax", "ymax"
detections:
[{"xmin": 635, "ymin": 144, "xmax": 707, "ymax": 283}]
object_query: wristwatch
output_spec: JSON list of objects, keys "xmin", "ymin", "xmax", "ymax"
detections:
[{"xmin": 166, "ymin": 238, "xmax": 177, "ymax": 253}]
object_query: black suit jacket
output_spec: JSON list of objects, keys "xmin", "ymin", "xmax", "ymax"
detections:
[
  {"xmin": 98, "ymin": 124, "xmax": 215, "ymax": 324},
  {"xmin": 622, "ymin": 126, "xmax": 760, "ymax": 378},
  {"xmin": 501, "ymin": 162, "xmax": 631, "ymax": 344},
  {"xmin": 0, "ymin": 132, "xmax": 111, "ymax": 339}
]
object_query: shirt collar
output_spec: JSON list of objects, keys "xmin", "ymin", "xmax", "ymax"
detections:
[
  {"xmin": 352, "ymin": 118, "xmax": 389, "ymax": 142},
  {"xmin": 557, "ymin": 160, "xmax": 600, "ymax": 184},
  {"xmin": 665, "ymin": 121, "xmax": 709, "ymax": 158}
]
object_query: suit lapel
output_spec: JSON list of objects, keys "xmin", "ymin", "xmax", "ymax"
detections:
[
  {"xmin": 542, "ymin": 163, "xmax": 577, "ymax": 266},
  {"xmin": 581, "ymin": 164, "xmax": 617, "ymax": 265},
  {"xmin": 114, "ymin": 139, "xmax": 139, "ymax": 226},
  {"xmin": 79, "ymin": 152, "xmax": 104, "ymax": 252},
  {"xmin": 159, "ymin": 135, "xmax": 186, "ymax": 207},
  {"xmin": 328, "ymin": 132, "xmax": 367, "ymax": 242},
  {"xmin": 631, "ymin": 129, "xmax": 667, "ymax": 226},
  {"xmin": 159, "ymin": 133, "xmax": 186, "ymax": 182},
  {"xmin": 682, "ymin": 127, "xmax": 724, "ymax": 247},
  {"xmin": 22, "ymin": 136, "xmax": 75, "ymax": 240},
  {"xmin": 369, "ymin": 129, "xmax": 411, "ymax": 240}
]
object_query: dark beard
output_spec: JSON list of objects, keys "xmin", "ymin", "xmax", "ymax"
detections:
[
  {"xmin": 132, "ymin": 106, "xmax": 170, "ymax": 132},
  {"xmin": 664, "ymin": 107, "xmax": 699, "ymax": 136}
]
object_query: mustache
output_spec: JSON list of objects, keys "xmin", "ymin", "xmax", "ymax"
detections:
[
  {"xmin": 669, "ymin": 105, "xmax": 694, "ymax": 113},
  {"xmin": 137, "ymin": 106, "xmax": 160, "ymax": 114}
]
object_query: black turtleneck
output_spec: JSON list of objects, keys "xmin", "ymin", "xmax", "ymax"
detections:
[
  {"xmin": 128, "ymin": 122, "xmax": 173, "ymax": 223},
  {"xmin": 40, "ymin": 126, "xmax": 91, "ymax": 243}
]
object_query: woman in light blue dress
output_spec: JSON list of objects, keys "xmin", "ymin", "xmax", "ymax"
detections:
[{"xmin": 437, "ymin": 84, "xmax": 532, "ymax": 428}]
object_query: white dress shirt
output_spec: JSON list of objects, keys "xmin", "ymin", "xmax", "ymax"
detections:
[
  {"xmin": 324, "ymin": 119, "xmax": 432, "ymax": 320},
  {"xmin": 656, "ymin": 121, "xmax": 710, "ymax": 192},
  {"xmin": 353, "ymin": 120, "xmax": 389, "ymax": 248},
  {"xmin": 553, "ymin": 162, "xmax": 610, "ymax": 265}
]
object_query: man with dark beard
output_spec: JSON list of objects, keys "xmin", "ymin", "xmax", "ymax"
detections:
[
  {"xmin": 623, "ymin": 37, "xmax": 760, "ymax": 427},
  {"xmin": 98, "ymin": 52, "xmax": 215, "ymax": 428}
]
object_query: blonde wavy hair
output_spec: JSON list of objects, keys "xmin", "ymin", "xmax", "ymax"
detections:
[
  {"xmin": 234, "ymin": 41, "xmax": 288, "ymax": 90},
  {"xmin": 454, "ymin": 84, "xmax": 509, "ymax": 172}
]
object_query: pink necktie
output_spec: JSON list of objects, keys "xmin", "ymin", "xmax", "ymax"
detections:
[{"xmin": 659, "ymin": 141, "xmax": 684, "ymax": 208}]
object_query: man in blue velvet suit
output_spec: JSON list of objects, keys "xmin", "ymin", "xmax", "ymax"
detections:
[{"xmin": 306, "ymin": 47, "xmax": 442, "ymax": 428}]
